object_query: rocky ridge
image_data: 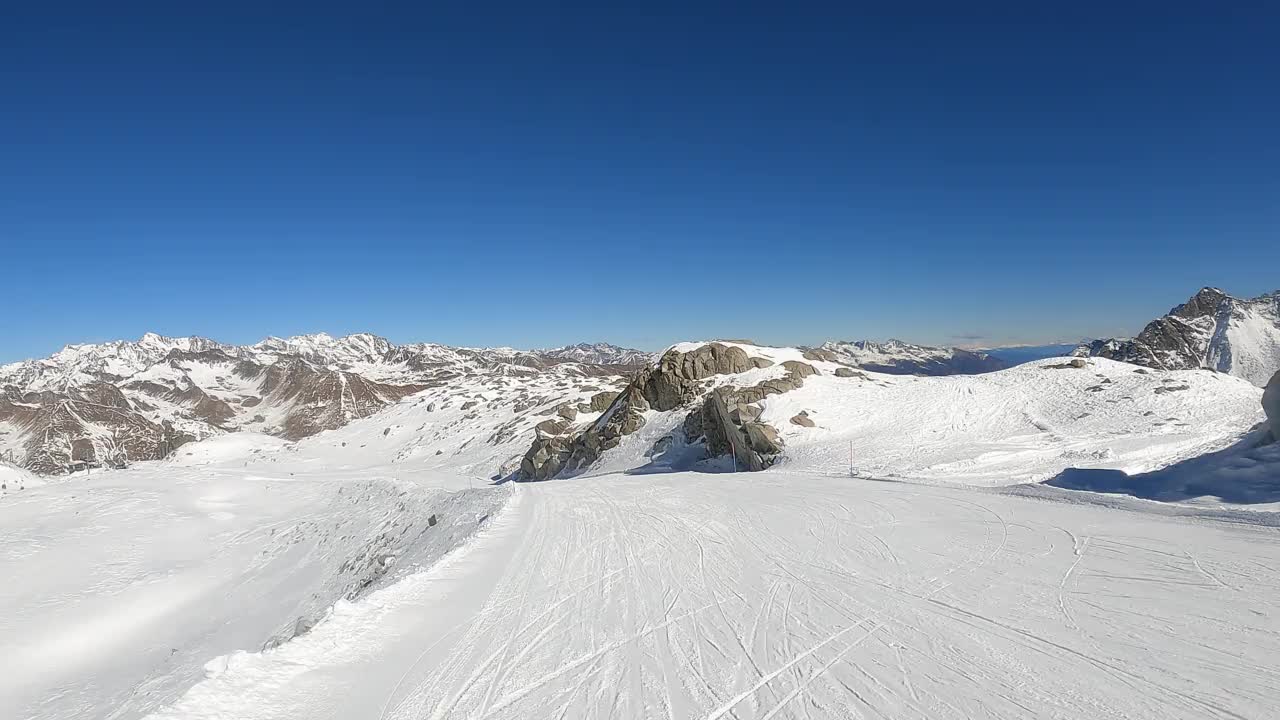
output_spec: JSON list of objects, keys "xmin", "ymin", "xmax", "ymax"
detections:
[
  {"xmin": 1088, "ymin": 287, "xmax": 1280, "ymax": 386},
  {"xmin": 519, "ymin": 342, "xmax": 820, "ymax": 480}
]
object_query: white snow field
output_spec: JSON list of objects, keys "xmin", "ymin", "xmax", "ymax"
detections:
[{"xmin": 1, "ymin": 351, "xmax": 1277, "ymax": 719}]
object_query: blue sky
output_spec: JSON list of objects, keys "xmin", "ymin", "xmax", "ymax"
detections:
[{"xmin": 2, "ymin": 2, "xmax": 1276, "ymax": 363}]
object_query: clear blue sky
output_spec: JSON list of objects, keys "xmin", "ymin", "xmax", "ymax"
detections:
[{"xmin": 2, "ymin": 2, "xmax": 1276, "ymax": 363}]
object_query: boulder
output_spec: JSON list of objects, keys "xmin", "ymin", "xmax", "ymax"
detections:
[
  {"xmin": 790, "ymin": 412, "xmax": 815, "ymax": 427},
  {"xmin": 781, "ymin": 360, "xmax": 818, "ymax": 379},
  {"xmin": 519, "ymin": 434, "xmax": 573, "ymax": 481},
  {"xmin": 556, "ymin": 404, "xmax": 578, "ymax": 420},
  {"xmin": 588, "ymin": 391, "xmax": 618, "ymax": 412},
  {"xmin": 535, "ymin": 418, "xmax": 569, "ymax": 437},
  {"xmin": 834, "ymin": 367, "xmax": 861, "ymax": 378},
  {"xmin": 1069, "ymin": 357, "xmax": 1087, "ymax": 369},
  {"xmin": 744, "ymin": 423, "xmax": 783, "ymax": 455},
  {"xmin": 750, "ymin": 357, "xmax": 775, "ymax": 369}
]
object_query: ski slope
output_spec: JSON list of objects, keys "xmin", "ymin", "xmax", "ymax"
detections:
[
  {"xmin": 1, "ymin": 350, "xmax": 1276, "ymax": 719},
  {"xmin": 143, "ymin": 471, "xmax": 1280, "ymax": 720}
]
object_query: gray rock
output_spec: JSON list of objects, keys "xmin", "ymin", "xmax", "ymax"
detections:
[
  {"xmin": 781, "ymin": 360, "xmax": 818, "ymax": 379},
  {"xmin": 556, "ymin": 404, "xmax": 578, "ymax": 420},
  {"xmin": 647, "ymin": 435, "xmax": 674, "ymax": 458},
  {"xmin": 1069, "ymin": 357, "xmax": 1087, "ymax": 369},
  {"xmin": 535, "ymin": 418, "xmax": 569, "ymax": 437},
  {"xmin": 790, "ymin": 412, "xmax": 815, "ymax": 427},
  {"xmin": 730, "ymin": 403, "xmax": 762, "ymax": 424},
  {"xmin": 588, "ymin": 391, "xmax": 618, "ymax": 412},
  {"xmin": 834, "ymin": 367, "xmax": 859, "ymax": 378},
  {"xmin": 750, "ymin": 357, "xmax": 774, "ymax": 369},
  {"xmin": 1263, "ymin": 371, "xmax": 1279, "ymax": 440},
  {"xmin": 744, "ymin": 423, "xmax": 784, "ymax": 455}
]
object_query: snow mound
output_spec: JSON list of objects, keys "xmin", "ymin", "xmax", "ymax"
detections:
[
  {"xmin": 0, "ymin": 463, "xmax": 40, "ymax": 491},
  {"xmin": 1046, "ymin": 430, "xmax": 1280, "ymax": 506},
  {"xmin": 166, "ymin": 433, "xmax": 292, "ymax": 467}
]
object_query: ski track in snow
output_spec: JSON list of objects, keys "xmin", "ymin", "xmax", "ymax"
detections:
[{"xmin": 113, "ymin": 470, "xmax": 1280, "ymax": 720}]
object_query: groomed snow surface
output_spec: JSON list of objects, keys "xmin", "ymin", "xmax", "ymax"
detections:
[{"xmin": 2, "ymin": 353, "xmax": 1278, "ymax": 719}]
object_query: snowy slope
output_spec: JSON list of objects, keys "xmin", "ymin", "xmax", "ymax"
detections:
[
  {"xmin": 758, "ymin": 357, "xmax": 1263, "ymax": 484},
  {"xmin": 517, "ymin": 340, "xmax": 1263, "ymax": 488},
  {"xmin": 136, "ymin": 471, "xmax": 1280, "ymax": 720},
  {"xmin": 0, "ymin": 439, "xmax": 509, "ymax": 720},
  {"xmin": 2, "ymin": 338, "xmax": 1276, "ymax": 720}
]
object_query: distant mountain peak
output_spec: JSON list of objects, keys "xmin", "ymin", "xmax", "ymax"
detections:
[
  {"xmin": 1089, "ymin": 288, "xmax": 1280, "ymax": 386},
  {"xmin": 813, "ymin": 339, "xmax": 1006, "ymax": 376}
]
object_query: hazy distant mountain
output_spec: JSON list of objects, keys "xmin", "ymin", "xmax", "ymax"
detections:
[
  {"xmin": 982, "ymin": 343, "xmax": 1082, "ymax": 366},
  {"xmin": 808, "ymin": 339, "xmax": 1008, "ymax": 376}
]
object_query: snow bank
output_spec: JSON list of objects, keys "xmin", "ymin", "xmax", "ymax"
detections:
[
  {"xmin": 166, "ymin": 433, "xmax": 292, "ymax": 467},
  {"xmin": 0, "ymin": 463, "xmax": 40, "ymax": 491}
]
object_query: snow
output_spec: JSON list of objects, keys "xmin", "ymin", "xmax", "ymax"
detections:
[
  {"xmin": 0, "ymin": 449, "xmax": 507, "ymax": 720},
  {"xmin": 116, "ymin": 472, "xmax": 1280, "ymax": 719},
  {"xmin": 0, "ymin": 463, "xmax": 40, "ymax": 491},
  {"xmin": 757, "ymin": 358, "xmax": 1263, "ymax": 485},
  {"xmin": 165, "ymin": 433, "xmax": 292, "ymax": 467},
  {"xmin": 2, "ymin": 342, "xmax": 1277, "ymax": 720}
]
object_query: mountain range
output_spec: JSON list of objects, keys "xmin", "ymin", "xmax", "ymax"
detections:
[
  {"xmin": 0, "ymin": 334, "xmax": 648, "ymax": 474},
  {"xmin": 6, "ymin": 286, "xmax": 1276, "ymax": 477}
]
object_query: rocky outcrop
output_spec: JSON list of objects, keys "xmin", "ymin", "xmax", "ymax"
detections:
[
  {"xmin": 516, "ymin": 343, "xmax": 806, "ymax": 480},
  {"xmin": 587, "ymin": 391, "xmax": 618, "ymax": 412},
  {"xmin": 1264, "ymin": 371, "xmax": 1280, "ymax": 442},
  {"xmin": 690, "ymin": 361, "xmax": 818, "ymax": 472}
]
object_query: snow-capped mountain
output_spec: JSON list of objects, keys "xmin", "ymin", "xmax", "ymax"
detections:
[
  {"xmin": 0, "ymin": 333, "xmax": 646, "ymax": 474},
  {"xmin": 538, "ymin": 342, "xmax": 653, "ymax": 367},
  {"xmin": 1087, "ymin": 287, "xmax": 1280, "ymax": 386},
  {"xmin": 806, "ymin": 339, "xmax": 1008, "ymax": 375}
]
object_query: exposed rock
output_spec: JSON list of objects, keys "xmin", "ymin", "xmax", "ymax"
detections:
[
  {"xmin": 744, "ymin": 423, "xmax": 784, "ymax": 455},
  {"xmin": 641, "ymin": 343, "xmax": 754, "ymax": 411},
  {"xmin": 1069, "ymin": 358, "xmax": 1087, "ymax": 369},
  {"xmin": 750, "ymin": 357, "xmax": 775, "ymax": 369},
  {"xmin": 535, "ymin": 419, "xmax": 569, "ymax": 437},
  {"xmin": 587, "ymin": 391, "xmax": 619, "ymax": 412},
  {"xmin": 1264, "ymin": 371, "xmax": 1280, "ymax": 441},
  {"xmin": 519, "ymin": 434, "xmax": 573, "ymax": 481},
  {"xmin": 730, "ymin": 403, "xmax": 762, "ymax": 424},
  {"xmin": 647, "ymin": 435, "xmax": 674, "ymax": 458},
  {"xmin": 790, "ymin": 412, "xmax": 815, "ymax": 427},
  {"xmin": 1088, "ymin": 287, "xmax": 1280, "ymax": 386},
  {"xmin": 556, "ymin": 404, "xmax": 578, "ymax": 420},
  {"xmin": 834, "ymin": 367, "xmax": 864, "ymax": 379},
  {"xmin": 802, "ymin": 348, "xmax": 840, "ymax": 363},
  {"xmin": 781, "ymin": 360, "xmax": 818, "ymax": 379},
  {"xmin": 514, "ymin": 343, "xmax": 823, "ymax": 480}
]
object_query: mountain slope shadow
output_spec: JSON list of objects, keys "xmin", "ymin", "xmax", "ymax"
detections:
[{"xmin": 1045, "ymin": 427, "xmax": 1280, "ymax": 504}]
